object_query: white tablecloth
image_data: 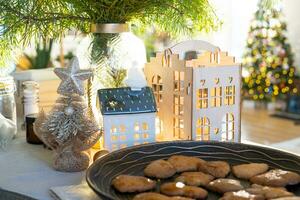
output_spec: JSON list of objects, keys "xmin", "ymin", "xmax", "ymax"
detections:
[
  {"xmin": 0, "ymin": 135, "xmax": 86, "ymax": 200},
  {"xmin": 1, "ymin": 134, "xmax": 299, "ymax": 200}
]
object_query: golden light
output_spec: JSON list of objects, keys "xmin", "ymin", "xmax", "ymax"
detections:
[
  {"xmin": 293, "ymin": 88, "xmax": 298, "ymax": 93},
  {"xmin": 259, "ymin": 94, "xmax": 264, "ymax": 99},
  {"xmin": 260, "ymin": 66, "xmax": 266, "ymax": 72},
  {"xmin": 134, "ymin": 123, "xmax": 140, "ymax": 131},
  {"xmin": 286, "ymin": 87, "xmax": 289, "ymax": 91},
  {"xmin": 242, "ymin": 69, "xmax": 250, "ymax": 77}
]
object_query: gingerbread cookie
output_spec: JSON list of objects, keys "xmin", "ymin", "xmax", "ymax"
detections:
[
  {"xmin": 220, "ymin": 190, "xmax": 264, "ymax": 200},
  {"xmin": 144, "ymin": 159, "xmax": 176, "ymax": 179},
  {"xmin": 175, "ymin": 171, "xmax": 214, "ymax": 186},
  {"xmin": 133, "ymin": 192, "xmax": 194, "ymax": 200},
  {"xmin": 168, "ymin": 155, "xmax": 205, "ymax": 172},
  {"xmin": 232, "ymin": 163, "xmax": 269, "ymax": 180},
  {"xmin": 250, "ymin": 169, "xmax": 300, "ymax": 187},
  {"xmin": 197, "ymin": 160, "xmax": 230, "ymax": 178},
  {"xmin": 270, "ymin": 197, "xmax": 300, "ymax": 200},
  {"xmin": 160, "ymin": 182, "xmax": 208, "ymax": 199},
  {"xmin": 112, "ymin": 175, "xmax": 156, "ymax": 193},
  {"xmin": 246, "ymin": 184, "xmax": 294, "ymax": 199},
  {"xmin": 207, "ymin": 178, "xmax": 244, "ymax": 194}
]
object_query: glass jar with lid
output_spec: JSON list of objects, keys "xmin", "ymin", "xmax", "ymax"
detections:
[{"xmin": 0, "ymin": 76, "xmax": 17, "ymax": 149}]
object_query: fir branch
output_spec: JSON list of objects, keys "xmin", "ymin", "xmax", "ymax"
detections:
[{"xmin": 0, "ymin": 0, "xmax": 220, "ymax": 66}]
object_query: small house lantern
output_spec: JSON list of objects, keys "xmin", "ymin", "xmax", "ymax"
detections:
[
  {"xmin": 98, "ymin": 67, "xmax": 157, "ymax": 151},
  {"xmin": 144, "ymin": 40, "xmax": 241, "ymax": 142}
]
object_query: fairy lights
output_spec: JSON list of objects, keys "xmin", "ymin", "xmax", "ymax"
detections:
[{"xmin": 242, "ymin": 1, "xmax": 297, "ymax": 101}]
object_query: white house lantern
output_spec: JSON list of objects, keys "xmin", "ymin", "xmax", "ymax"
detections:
[
  {"xmin": 98, "ymin": 87, "xmax": 157, "ymax": 151},
  {"xmin": 144, "ymin": 40, "xmax": 241, "ymax": 142}
]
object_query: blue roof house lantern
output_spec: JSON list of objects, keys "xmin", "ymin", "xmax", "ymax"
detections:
[{"xmin": 98, "ymin": 67, "xmax": 157, "ymax": 151}]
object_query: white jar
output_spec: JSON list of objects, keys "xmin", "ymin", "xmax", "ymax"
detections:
[{"xmin": 0, "ymin": 76, "xmax": 17, "ymax": 149}]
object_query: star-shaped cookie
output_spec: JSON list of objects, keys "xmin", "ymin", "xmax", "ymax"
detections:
[{"xmin": 54, "ymin": 57, "xmax": 93, "ymax": 96}]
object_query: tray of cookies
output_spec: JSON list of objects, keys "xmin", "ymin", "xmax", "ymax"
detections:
[{"xmin": 86, "ymin": 141, "xmax": 300, "ymax": 200}]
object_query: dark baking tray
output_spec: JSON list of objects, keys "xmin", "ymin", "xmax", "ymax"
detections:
[
  {"xmin": 86, "ymin": 141, "xmax": 300, "ymax": 200},
  {"xmin": 0, "ymin": 188, "xmax": 37, "ymax": 200}
]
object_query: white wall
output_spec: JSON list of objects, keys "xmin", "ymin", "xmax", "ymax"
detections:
[
  {"xmin": 282, "ymin": 0, "xmax": 300, "ymax": 70},
  {"xmin": 198, "ymin": 0, "xmax": 300, "ymax": 73}
]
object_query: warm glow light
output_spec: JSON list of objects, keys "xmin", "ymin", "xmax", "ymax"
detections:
[
  {"xmin": 134, "ymin": 123, "xmax": 140, "ymax": 131},
  {"xmin": 155, "ymin": 117, "xmax": 161, "ymax": 135},
  {"xmin": 293, "ymin": 88, "xmax": 298, "ymax": 93},
  {"xmin": 259, "ymin": 94, "xmax": 264, "ymax": 99},
  {"xmin": 242, "ymin": 69, "xmax": 250, "ymax": 77}
]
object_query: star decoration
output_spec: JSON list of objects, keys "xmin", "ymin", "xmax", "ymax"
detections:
[{"xmin": 54, "ymin": 57, "xmax": 93, "ymax": 96}]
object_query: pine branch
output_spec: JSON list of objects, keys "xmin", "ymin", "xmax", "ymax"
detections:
[{"xmin": 0, "ymin": 0, "xmax": 220, "ymax": 66}]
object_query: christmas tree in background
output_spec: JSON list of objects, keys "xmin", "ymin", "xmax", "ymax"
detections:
[{"xmin": 242, "ymin": 0, "xmax": 297, "ymax": 102}]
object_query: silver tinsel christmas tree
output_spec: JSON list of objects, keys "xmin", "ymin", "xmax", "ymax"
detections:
[{"xmin": 34, "ymin": 57, "xmax": 100, "ymax": 172}]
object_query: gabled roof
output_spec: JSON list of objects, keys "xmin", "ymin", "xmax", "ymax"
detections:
[{"xmin": 98, "ymin": 87, "xmax": 157, "ymax": 115}]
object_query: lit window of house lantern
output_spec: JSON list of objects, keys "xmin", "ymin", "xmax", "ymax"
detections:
[{"xmin": 144, "ymin": 40, "xmax": 241, "ymax": 142}]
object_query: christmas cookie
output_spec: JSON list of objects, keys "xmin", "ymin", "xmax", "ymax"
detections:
[
  {"xmin": 197, "ymin": 160, "xmax": 230, "ymax": 178},
  {"xmin": 232, "ymin": 163, "xmax": 269, "ymax": 180},
  {"xmin": 168, "ymin": 155, "xmax": 205, "ymax": 172},
  {"xmin": 133, "ymin": 192, "xmax": 194, "ymax": 200},
  {"xmin": 175, "ymin": 171, "xmax": 214, "ymax": 187},
  {"xmin": 220, "ymin": 190, "xmax": 264, "ymax": 200},
  {"xmin": 246, "ymin": 184, "xmax": 294, "ymax": 199},
  {"xmin": 144, "ymin": 159, "xmax": 176, "ymax": 179},
  {"xmin": 271, "ymin": 197, "xmax": 300, "ymax": 200},
  {"xmin": 207, "ymin": 178, "xmax": 244, "ymax": 194},
  {"xmin": 112, "ymin": 175, "xmax": 156, "ymax": 193},
  {"xmin": 160, "ymin": 182, "xmax": 208, "ymax": 199},
  {"xmin": 250, "ymin": 169, "xmax": 300, "ymax": 187}
]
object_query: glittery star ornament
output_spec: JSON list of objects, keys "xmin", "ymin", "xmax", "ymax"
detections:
[
  {"xmin": 54, "ymin": 57, "xmax": 93, "ymax": 96},
  {"xmin": 34, "ymin": 56, "xmax": 101, "ymax": 172}
]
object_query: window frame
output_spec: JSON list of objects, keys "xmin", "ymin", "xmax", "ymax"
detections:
[
  {"xmin": 197, "ymin": 88, "xmax": 208, "ymax": 109},
  {"xmin": 224, "ymin": 85, "xmax": 236, "ymax": 105},
  {"xmin": 195, "ymin": 117, "xmax": 210, "ymax": 140}
]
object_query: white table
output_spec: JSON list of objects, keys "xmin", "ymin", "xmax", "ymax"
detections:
[
  {"xmin": 1, "ymin": 134, "xmax": 299, "ymax": 200},
  {"xmin": 0, "ymin": 135, "xmax": 86, "ymax": 200}
]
